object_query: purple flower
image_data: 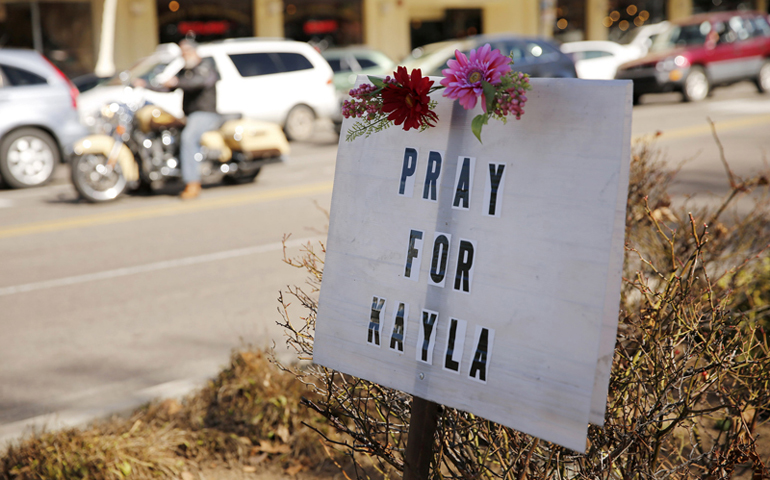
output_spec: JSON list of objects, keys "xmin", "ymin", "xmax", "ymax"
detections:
[{"xmin": 440, "ymin": 44, "xmax": 511, "ymax": 111}]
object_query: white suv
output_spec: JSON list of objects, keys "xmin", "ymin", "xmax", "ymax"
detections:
[{"xmin": 79, "ymin": 39, "xmax": 337, "ymax": 141}]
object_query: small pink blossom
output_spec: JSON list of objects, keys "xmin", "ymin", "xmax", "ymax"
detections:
[{"xmin": 440, "ymin": 44, "xmax": 511, "ymax": 111}]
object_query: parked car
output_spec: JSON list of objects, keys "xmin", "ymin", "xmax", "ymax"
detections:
[
  {"xmin": 322, "ymin": 46, "xmax": 395, "ymax": 93},
  {"xmin": 615, "ymin": 11, "xmax": 770, "ymax": 103},
  {"xmin": 616, "ymin": 21, "xmax": 671, "ymax": 57},
  {"xmin": 78, "ymin": 39, "xmax": 338, "ymax": 141},
  {"xmin": 321, "ymin": 46, "xmax": 395, "ymax": 131},
  {"xmin": 402, "ymin": 34, "xmax": 577, "ymax": 79},
  {"xmin": 0, "ymin": 49, "xmax": 88, "ymax": 188},
  {"xmin": 560, "ymin": 41, "xmax": 641, "ymax": 79}
]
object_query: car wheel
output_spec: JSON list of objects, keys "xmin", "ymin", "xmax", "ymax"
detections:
[
  {"xmin": 682, "ymin": 66, "xmax": 709, "ymax": 102},
  {"xmin": 0, "ymin": 128, "xmax": 59, "ymax": 188},
  {"xmin": 284, "ymin": 105, "xmax": 315, "ymax": 142},
  {"xmin": 755, "ymin": 61, "xmax": 770, "ymax": 94}
]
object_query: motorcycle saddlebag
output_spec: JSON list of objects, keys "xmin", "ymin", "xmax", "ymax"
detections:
[{"xmin": 219, "ymin": 119, "xmax": 290, "ymax": 159}]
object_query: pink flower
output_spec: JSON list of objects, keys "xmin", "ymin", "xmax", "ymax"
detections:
[{"xmin": 440, "ymin": 44, "xmax": 511, "ymax": 111}]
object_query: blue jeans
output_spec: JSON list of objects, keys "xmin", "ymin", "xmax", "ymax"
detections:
[{"xmin": 180, "ymin": 111, "xmax": 221, "ymax": 184}]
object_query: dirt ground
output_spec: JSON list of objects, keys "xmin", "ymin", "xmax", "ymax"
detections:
[{"xmin": 191, "ymin": 463, "xmax": 350, "ymax": 480}]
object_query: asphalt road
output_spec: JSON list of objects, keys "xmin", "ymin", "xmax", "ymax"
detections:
[{"xmin": 1, "ymin": 81, "xmax": 769, "ymax": 444}]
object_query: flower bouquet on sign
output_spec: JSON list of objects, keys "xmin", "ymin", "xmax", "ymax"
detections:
[{"xmin": 342, "ymin": 44, "xmax": 532, "ymax": 143}]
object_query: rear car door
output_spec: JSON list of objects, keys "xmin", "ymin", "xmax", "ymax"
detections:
[
  {"xmin": 706, "ymin": 20, "xmax": 745, "ymax": 84},
  {"xmin": 731, "ymin": 15, "xmax": 768, "ymax": 77},
  {"xmin": 216, "ymin": 51, "xmax": 287, "ymax": 122},
  {"xmin": 217, "ymin": 50, "xmax": 321, "ymax": 124},
  {"xmin": 0, "ymin": 62, "xmax": 64, "ymax": 109}
]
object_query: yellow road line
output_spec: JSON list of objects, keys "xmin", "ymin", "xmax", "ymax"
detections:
[
  {"xmin": 0, "ymin": 181, "xmax": 334, "ymax": 240},
  {"xmin": 632, "ymin": 113, "xmax": 770, "ymax": 143}
]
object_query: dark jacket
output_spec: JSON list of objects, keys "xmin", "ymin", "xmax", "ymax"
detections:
[{"xmin": 176, "ymin": 57, "xmax": 219, "ymax": 115}]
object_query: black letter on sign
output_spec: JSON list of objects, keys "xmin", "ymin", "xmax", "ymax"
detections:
[
  {"xmin": 390, "ymin": 303, "xmax": 406, "ymax": 353},
  {"xmin": 422, "ymin": 150, "xmax": 443, "ymax": 202},
  {"xmin": 418, "ymin": 310, "xmax": 438, "ymax": 364},
  {"xmin": 443, "ymin": 318, "xmax": 466, "ymax": 373},
  {"xmin": 429, "ymin": 233, "xmax": 451, "ymax": 287},
  {"xmin": 368, "ymin": 296, "xmax": 385, "ymax": 346},
  {"xmin": 469, "ymin": 327, "xmax": 492, "ymax": 383},
  {"xmin": 453, "ymin": 157, "xmax": 473, "ymax": 210},
  {"xmin": 486, "ymin": 163, "xmax": 506, "ymax": 216},
  {"xmin": 404, "ymin": 229, "xmax": 424, "ymax": 281},
  {"xmin": 453, "ymin": 240, "xmax": 475, "ymax": 294},
  {"xmin": 399, "ymin": 147, "xmax": 418, "ymax": 197}
]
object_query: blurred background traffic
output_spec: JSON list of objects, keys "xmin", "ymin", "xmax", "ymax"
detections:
[{"xmin": 0, "ymin": 0, "xmax": 769, "ymax": 189}]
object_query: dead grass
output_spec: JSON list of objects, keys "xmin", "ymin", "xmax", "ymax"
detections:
[{"xmin": 0, "ymin": 351, "xmax": 354, "ymax": 480}]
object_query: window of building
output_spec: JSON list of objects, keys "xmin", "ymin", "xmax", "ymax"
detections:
[
  {"xmin": 284, "ymin": 0, "xmax": 363, "ymax": 48},
  {"xmin": 157, "ymin": 0, "xmax": 253, "ymax": 44},
  {"xmin": 0, "ymin": 1, "xmax": 94, "ymax": 78},
  {"xmin": 410, "ymin": 9, "xmax": 482, "ymax": 50},
  {"xmin": 692, "ymin": 0, "xmax": 755, "ymax": 15},
  {"xmin": 604, "ymin": 0, "xmax": 666, "ymax": 42},
  {"xmin": 553, "ymin": 0, "xmax": 586, "ymax": 41}
]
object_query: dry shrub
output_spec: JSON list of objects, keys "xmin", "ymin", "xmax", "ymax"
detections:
[
  {"xmin": 276, "ymin": 136, "xmax": 770, "ymax": 479},
  {"xmin": 1, "ymin": 351, "xmax": 340, "ymax": 479}
]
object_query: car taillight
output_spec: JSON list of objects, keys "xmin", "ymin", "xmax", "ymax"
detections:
[{"xmin": 42, "ymin": 56, "xmax": 79, "ymax": 109}]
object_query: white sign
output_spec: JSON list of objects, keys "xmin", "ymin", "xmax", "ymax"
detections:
[{"xmin": 314, "ymin": 78, "xmax": 632, "ymax": 452}]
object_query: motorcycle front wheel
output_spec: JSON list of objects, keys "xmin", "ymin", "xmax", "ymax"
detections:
[{"xmin": 71, "ymin": 153, "xmax": 128, "ymax": 202}]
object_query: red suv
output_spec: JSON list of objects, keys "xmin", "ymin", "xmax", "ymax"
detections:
[{"xmin": 615, "ymin": 11, "xmax": 770, "ymax": 103}]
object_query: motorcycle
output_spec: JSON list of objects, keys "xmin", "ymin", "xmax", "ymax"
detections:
[{"xmin": 70, "ymin": 96, "xmax": 289, "ymax": 202}]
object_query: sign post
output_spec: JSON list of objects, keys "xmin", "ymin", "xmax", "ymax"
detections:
[
  {"xmin": 314, "ymin": 78, "xmax": 633, "ymax": 456},
  {"xmin": 403, "ymin": 396, "xmax": 440, "ymax": 480}
]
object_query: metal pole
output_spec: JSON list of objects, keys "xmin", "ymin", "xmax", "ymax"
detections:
[
  {"xmin": 403, "ymin": 396, "xmax": 440, "ymax": 480},
  {"xmin": 30, "ymin": 1, "xmax": 43, "ymax": 53}
]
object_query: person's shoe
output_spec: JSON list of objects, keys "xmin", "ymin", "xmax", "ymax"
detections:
[{"xmin": 180, "ymin": 182, "xmax": 201, "ymax": 200}]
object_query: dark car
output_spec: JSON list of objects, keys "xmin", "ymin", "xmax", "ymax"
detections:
[
  {"xmin": 402, "ymin": 34, "xmax": 577, "ymax": 79},
  {"xmin": 615, "ymin": 11, "xmax": 770, "ymax": 103},
  {"xmin": 71, "ymin": 73, "xmax": 110, "ymax": 93}
]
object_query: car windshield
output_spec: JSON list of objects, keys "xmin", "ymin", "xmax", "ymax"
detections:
[
  {"xmin": 651, "ymin": 22, "xmax": 709, "ymax": 52},
  {"xmin": 103, "ymin": 56, "xmax": 173, "ymax": 86},
  {"xmin": 401, "ymin": 40, "xmax": 459, "ymax": 71},
  {"xmin": 617, "ymin": 27, "xmax": 646, "ymax": 45}
]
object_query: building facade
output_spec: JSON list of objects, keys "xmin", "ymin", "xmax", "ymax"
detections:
[{"xmin": 0, "ymin": 0, "xmax": 767, "ymax": 78}]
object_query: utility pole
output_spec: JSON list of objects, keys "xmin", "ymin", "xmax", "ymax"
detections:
[
  {"xmin": 30, "ymin": 1, "xmax": 43, "ymax": 53},
  {"xmin": 94, "ymin": 0, "xmax": 118, "ymax": 77}
]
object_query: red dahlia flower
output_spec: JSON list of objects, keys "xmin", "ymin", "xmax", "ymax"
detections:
[{"xmin": 381, "ymin": 66, "xmax": 438, "ymax": 131}]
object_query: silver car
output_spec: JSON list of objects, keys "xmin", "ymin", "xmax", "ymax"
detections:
[{"xmin": 0, "ymin": 49, "xmax": 87, "ymax": 188}]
